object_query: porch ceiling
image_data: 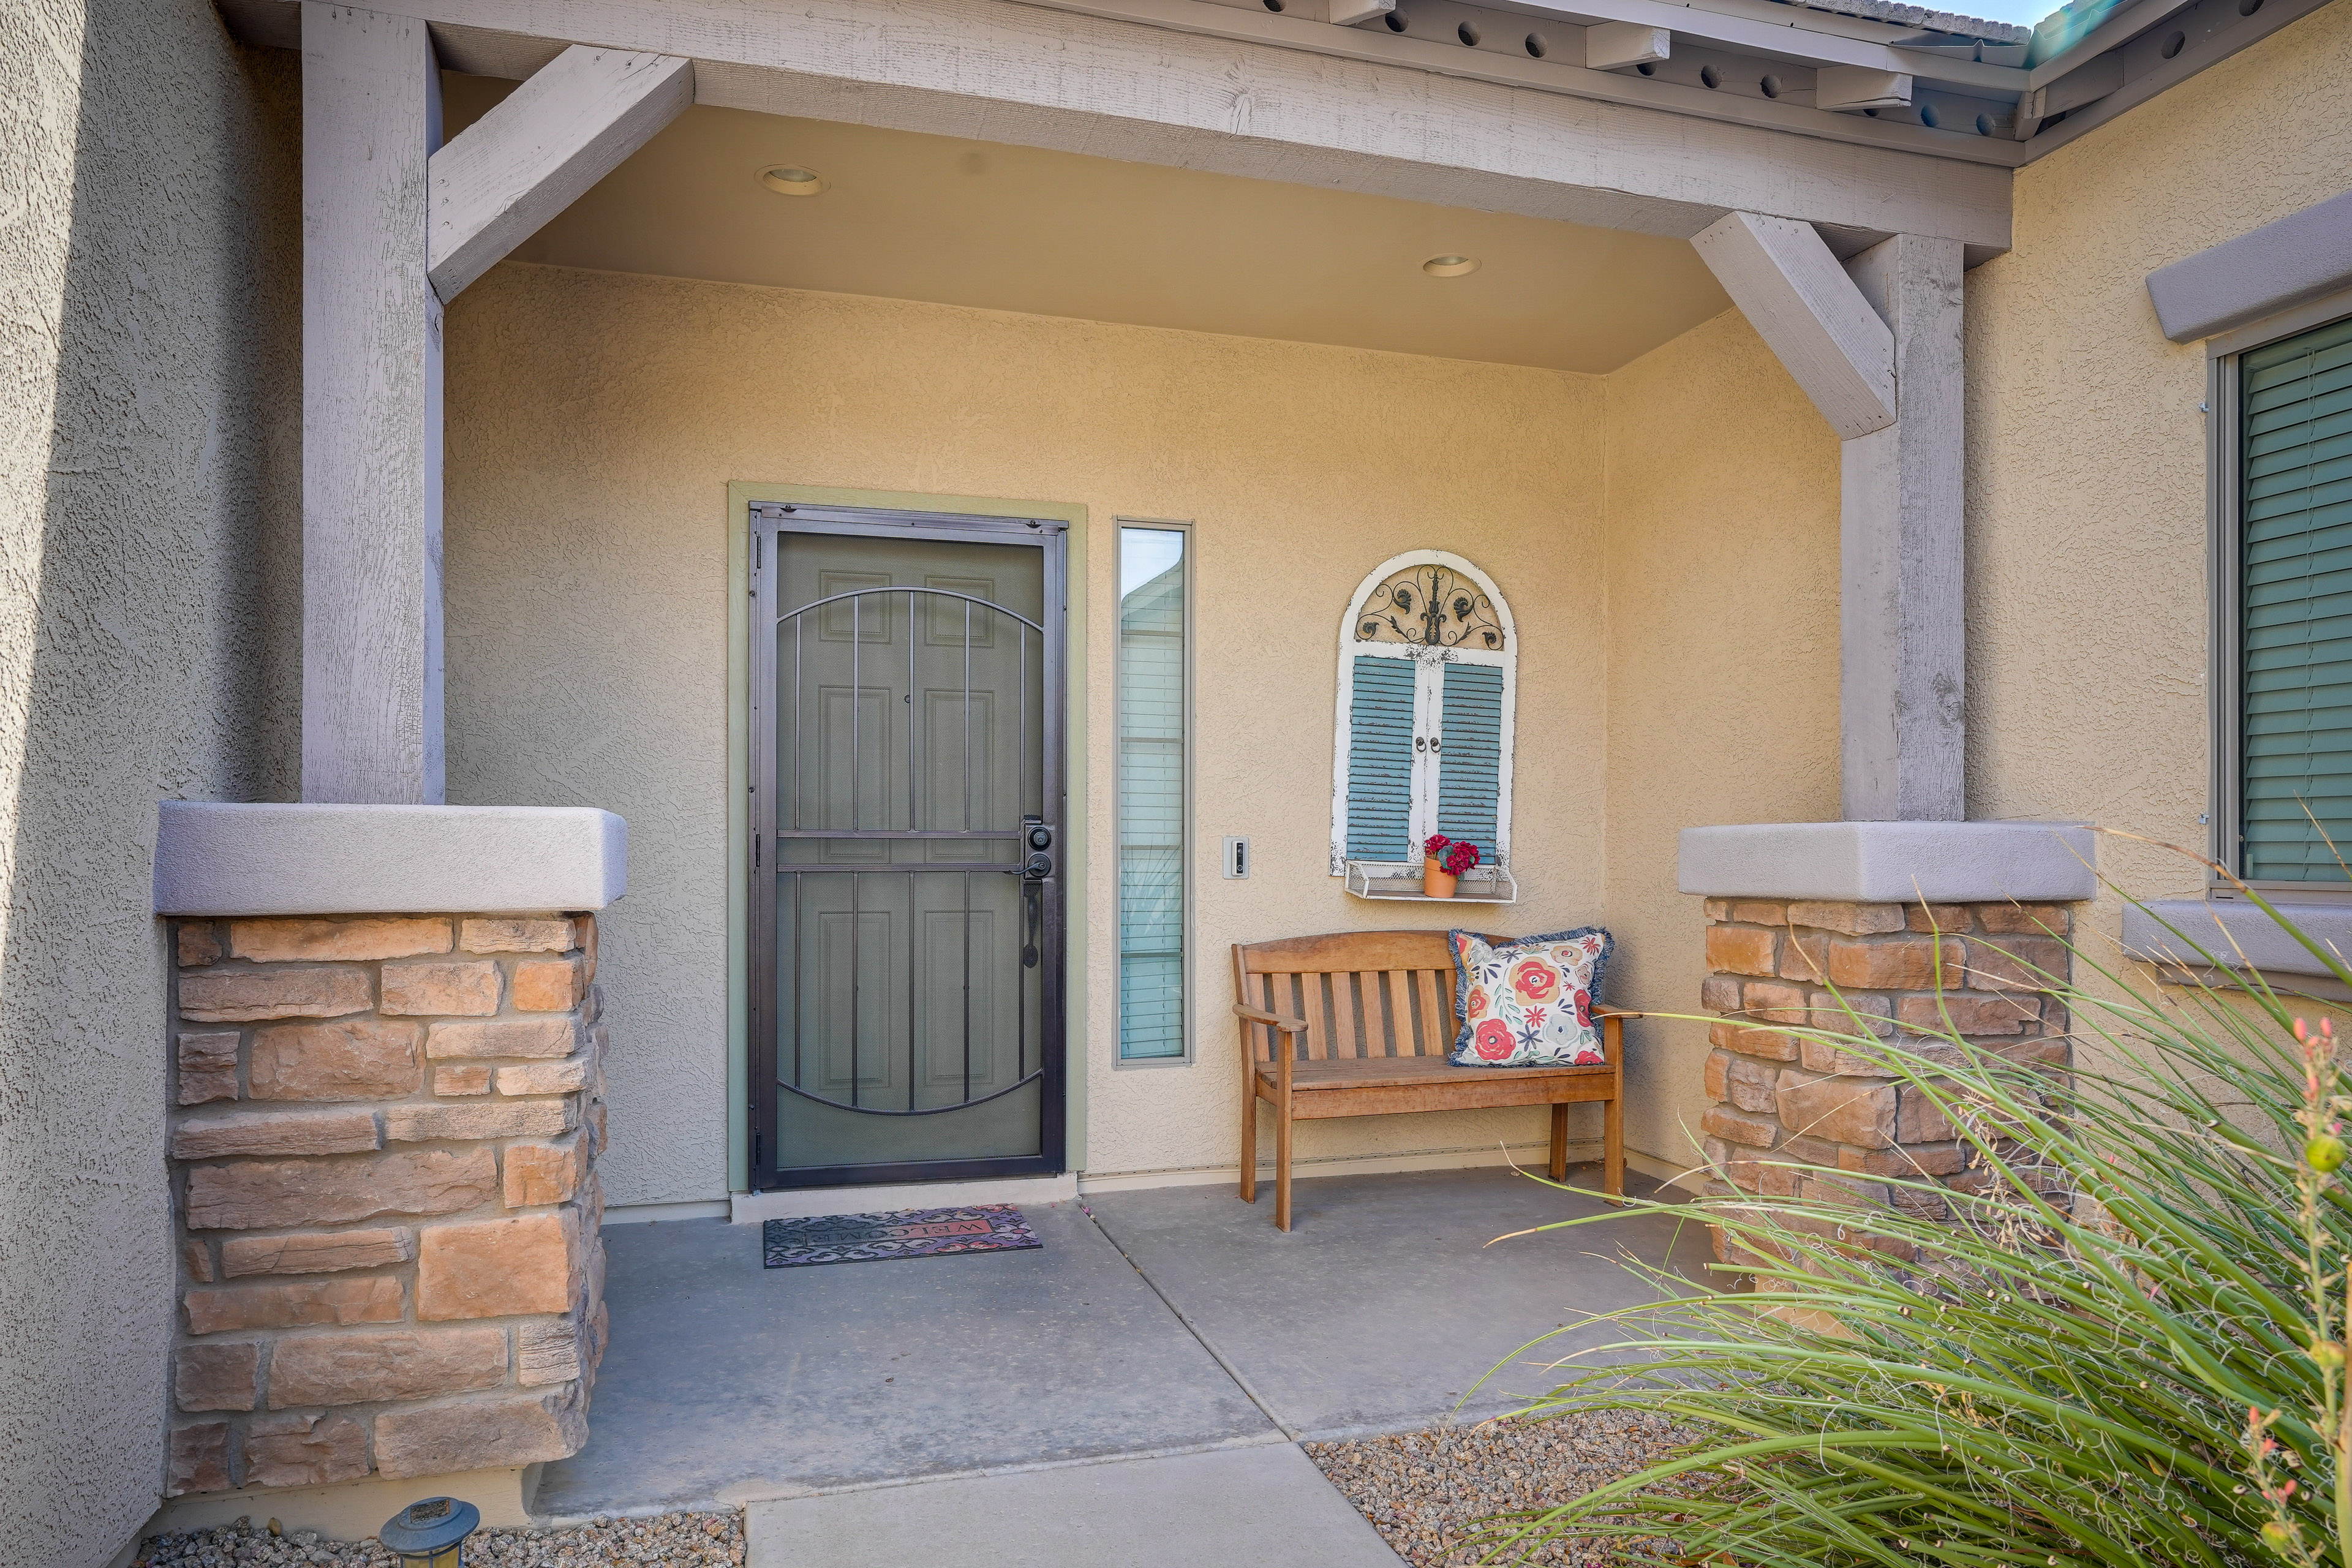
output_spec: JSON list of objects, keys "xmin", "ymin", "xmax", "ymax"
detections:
[{"xmin": 444, "ymin": 74, "xmax": 1733, "ymax": 375}]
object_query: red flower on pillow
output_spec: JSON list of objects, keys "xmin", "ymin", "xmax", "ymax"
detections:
[
  {"xmin": 1511, "ymin": 958, "xmax": 1560, "ymax": 1004},
  {"xmin": 1472, "ymin": 1019, "xmax": 1515, "ymax": 1061},
  {"xmin": 1466, "ymin": 986, "xmax": 1489, "ymax": 1021},
  {"xmin": 1574, "ymin": 989, "xmax": 1593, "ymax": 1028}
]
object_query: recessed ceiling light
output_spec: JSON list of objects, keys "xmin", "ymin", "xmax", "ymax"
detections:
[
  {"xmin": 1422, "ymin": 255, "xmax": 1480, "ymax": 277},
  {"xmin": 760, "ymin": 165, "xmax": 827, "ymax": 197}
]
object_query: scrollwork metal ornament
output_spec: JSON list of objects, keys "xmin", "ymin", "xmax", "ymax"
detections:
[{"xmin": 1354, "ymin": 563, "xmax": 1506, "ymax": 652}]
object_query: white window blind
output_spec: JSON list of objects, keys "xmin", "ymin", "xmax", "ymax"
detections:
[{"xmin": 1118, "ymin": 527, "xmax": 1188, "ymax": 1060}]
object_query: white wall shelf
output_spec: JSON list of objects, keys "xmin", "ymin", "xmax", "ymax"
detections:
[{"xmin": 1343, "ymin": 860, "xmax": 1518, "ymax": 904}]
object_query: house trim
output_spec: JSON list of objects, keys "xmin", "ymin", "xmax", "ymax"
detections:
[
  {"xmin": 725, "ymin": 482, "xmax": 1091, "ymax": 1194},
  {"xmin": 1676, "ymin": 820, "xmax": 2100, "ymax": 900},
  {"xmin": 2152, "ymin": 187, "xmax": 2352, "ymax": 344},
  {"xmin": 218, "ymin": 0, "xmax": 2016, "ymax": 248}
]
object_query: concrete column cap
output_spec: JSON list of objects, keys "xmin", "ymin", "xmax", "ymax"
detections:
[
  {"xmin": 1678, "ymin": 820, "xmax": 2097, "ymax": 902},
  {"xmin": 155, "ymin": 802, "xmax": 627, "ymax": 916}
]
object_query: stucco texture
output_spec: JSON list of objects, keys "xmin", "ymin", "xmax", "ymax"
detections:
[
  {"xmin": 443, "ymin": 264, "xmax": 1609, "ymax": 1204},
  {"xmin": 0, "ymin": 1, "xmax": 300, "ymax": 1561},
  {"xmin": 1600, "ymin": 309, "xmax": 1842, "ymax": 1171},
  {"xmin": 1966, "ymin": 0, "xmax": 2352, "ymax": 917}
]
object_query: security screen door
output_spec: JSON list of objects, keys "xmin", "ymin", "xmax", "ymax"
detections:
[{"xmin": 748, "ymin": 503, "xmax": 1066, "ymax": 1189}]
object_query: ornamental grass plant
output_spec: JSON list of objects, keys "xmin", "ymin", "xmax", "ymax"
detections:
[{"xmin": 1472, "ymin": 865, "xmax": 2352, "ymax": 1568}]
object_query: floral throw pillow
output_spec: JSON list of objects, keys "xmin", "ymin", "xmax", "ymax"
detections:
[{"xmin": 1446, "ymin": 927, "xmax": 1615, "ymax": 1068}]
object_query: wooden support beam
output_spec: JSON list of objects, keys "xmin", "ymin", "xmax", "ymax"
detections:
[
  {"xmin": 428, "ymin": 46, "xmax": 694, "ymax": 303},
  {"xmin": 303, "ymin": 2, "xmax": 443, "ymax": 805},
  {"xmin": 1837, "ymin": 233, "xmax": 1966, "ymax": 821},
  {"xmin": 222, "ymin": 0, "xmax": 2017, "ymax": 249},
  {"xmin": 1696, "ymin": 216, "xmax": 1963, "ymax": 819},
  {"xmin": 1691, "ymin": 211, "xmax": 1896, "ymax": 440}
]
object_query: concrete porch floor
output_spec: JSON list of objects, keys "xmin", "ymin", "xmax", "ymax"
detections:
[{"xmin": 533, "ymin": 1164, "xmax": 1713, "ymax": 1563}]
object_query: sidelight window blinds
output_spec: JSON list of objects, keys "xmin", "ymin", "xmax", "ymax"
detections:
[
  {"xmin": 1330, "ymin": 553, "xmax": 1516, "ymax": 876},
  {"xmin": 2241, "ymin": 316, "xmax": 2352, "ymax": 882},
  {"xmin": 1118, "ymin": 527, "xmax": 1190, "ymax": 1060}
]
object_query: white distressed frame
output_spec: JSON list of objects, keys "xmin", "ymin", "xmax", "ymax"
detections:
[{"xmin": 1329, "ymin": 550, "xmax": 1518, "ymax": 876}]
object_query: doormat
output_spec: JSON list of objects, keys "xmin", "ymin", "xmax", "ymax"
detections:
[{"xmin": 761, "ymin": 1204, "xmax": 1041, "ymax": 1268}]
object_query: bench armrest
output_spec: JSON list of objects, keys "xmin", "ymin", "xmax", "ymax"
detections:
[
  {"xmin": 1595, "ymin": 1006, "xmax": 1644, "ymax": 1021},
  {"xmin": 1233, "ymin": 1003, "xmax": 1311, "ymax": 1034}
]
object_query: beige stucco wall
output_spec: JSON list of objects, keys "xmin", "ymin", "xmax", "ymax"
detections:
[
  {"xmin": 1967, "ymin": 0, "xmax": 2352, "ymax": 934},
  {"xmin": 0, "ymin": 2, "xmax": 300, "ymax": 1561},
  {"xmin": 1598, "ymin": 309, "xmax": 1843, "ymax": 1171},
  {"xmin": 443, "ymin": 263, "xmax": 1611, "ymax": 1206}
]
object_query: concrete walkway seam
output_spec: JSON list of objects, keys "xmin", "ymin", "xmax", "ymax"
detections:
[
  {"xmin": 1080, "ymin": 1200, "xmax": 1303, "ymax": 1442},
  {"xmin": 540, "ymin": 1430, "xmax": 1298, "ymax": 1525}
]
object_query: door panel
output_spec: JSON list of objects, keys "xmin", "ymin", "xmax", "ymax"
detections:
[{"xmin": 752, "ymin": 511, "xmax": 1064, "ymax": 1188}]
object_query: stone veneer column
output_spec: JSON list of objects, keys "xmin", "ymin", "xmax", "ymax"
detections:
[
  {"xmin": 163, "ymin": 913, "xmax": 608, "ymax": 1498},
  {"xmin": 1697, "ymin": 897, "xmax": 2075, "ymax": 1258}
]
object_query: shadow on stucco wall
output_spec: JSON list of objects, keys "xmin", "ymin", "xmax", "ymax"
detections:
[{"xmin": 0, "ymin": 3, "xmax": 300, "ymax": 1563}]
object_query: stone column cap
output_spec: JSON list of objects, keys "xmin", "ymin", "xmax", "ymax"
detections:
[
  {"xmin": 1678, "ymin": 820, "xmax": 2097, "ymax": 902},
  {"xmin": 156, "ymin": 802, "xmax": 627, "ymax": 916}
]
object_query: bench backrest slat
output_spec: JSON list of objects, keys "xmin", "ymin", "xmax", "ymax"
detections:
[{"xmin": 1234, "ymin": 931, "xmax": 1462, "ymax": 1065}]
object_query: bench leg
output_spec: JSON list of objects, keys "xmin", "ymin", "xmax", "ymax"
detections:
[
  {"xmin": 1604, "ymin": 1085, "xmax": 1625, "ymax": 1200},
  {"xmin": 1549, "ymin": 1102, "xmax": 1569, "ymax": 1182},
  {"xmin": 1275, "ymin": 1094, "xmax": 1294, "ymax": 1232},
  {"xmin": 1240, "ymin": 1069, "xmax": 1257, "ymax": 1205}
]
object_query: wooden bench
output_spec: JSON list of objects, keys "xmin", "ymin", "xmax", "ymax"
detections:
[{"xmin": 1234, "ymin": 930, "xmax": 1633, "ymax": 1230}]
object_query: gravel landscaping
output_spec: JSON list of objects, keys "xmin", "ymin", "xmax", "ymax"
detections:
[
  {"xmin": 135, "ymin": 1510, "xmax": 743, "ymax": 1567},
  {"xmin": 1307, "ymin": 1409, "xmax": 1699, "ymax": 1567}
]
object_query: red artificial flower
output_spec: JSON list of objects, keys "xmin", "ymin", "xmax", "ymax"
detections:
[
  {"xmin": 1472, "ymin": 1019, "xmax": 1515, "ymax": 1061},
  {"xmin": 1424, "ymin": 834, "xmax": 1452, "ymax": 858},
  {"xmin": 1441, "ymin": 840, "xmax": 1481, "ymax": 876},
  {"xmin": 1512, "ymin": 958, "xmax": 1560, "ymax": 1003}
]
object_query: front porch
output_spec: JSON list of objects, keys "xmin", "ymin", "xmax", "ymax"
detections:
[
  {"xmin": 140, "ymin": 0, "xmax": 2092, "ymax": 1545},
  {"xmin": 544, "ymin": 1164, "xmax": 1708, "ymax": 1559}
]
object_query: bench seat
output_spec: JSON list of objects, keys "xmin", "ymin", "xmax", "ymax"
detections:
[
  {"xmin": 1255, "ymin": 1056, "xmax": 1617, "ymax": 1115},
  {"xmin": 1234, "ymin": 929, "xmax": 1632, "ymax": 1230}
]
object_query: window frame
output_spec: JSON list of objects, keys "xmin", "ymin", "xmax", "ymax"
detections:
[
  {"xmin": 1113, "ymin": 518, "xmax": 1196, "ymax": 1067},
  {"xmin": 1328, "ymin": 549, "xmax": 1518, "ymax": 878},
  {"xmin": 2208, "ymin": 286, "xmax": 2352, "ymax": 902}
]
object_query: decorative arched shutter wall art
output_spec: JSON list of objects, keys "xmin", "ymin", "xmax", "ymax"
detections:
[{"xmin": 1330, "ymin": 552, "xmax": 1516, "ymax": 895}]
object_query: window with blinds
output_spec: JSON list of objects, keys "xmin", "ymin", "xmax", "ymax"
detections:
[
  {"xmin": 1330, "ymin": 553, "xmax": 1515, "ymax": 878},
  {"xmin": 2241, "ymin": 317, "xmax": 2352, "ymax": 882},
  {"xmin": 1117, "ymin": 527, "xmax": 1189, "ymax": 1060}
]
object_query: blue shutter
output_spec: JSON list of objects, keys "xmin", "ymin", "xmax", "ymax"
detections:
[
  {"xmin": 1344, "ymin": 655, "xmax": 1415, "ymax": 860},
  {"xmin": 1436, "ymin": 665, "xmax": 1504, "ymax": 858},
  {"xmin": 2242, "ymin": 317, "xmax": 2352, "ymax": 881}
]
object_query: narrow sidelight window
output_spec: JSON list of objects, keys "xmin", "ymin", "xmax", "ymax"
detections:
[{"xmin": 1118, "ymin": 526, "xmax": 1191, "ymax": 1060}]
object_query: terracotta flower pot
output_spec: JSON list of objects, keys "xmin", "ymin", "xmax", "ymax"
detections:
[{"xmin": 1423, "ymin": 857, "xmax": 1458, "ymax": 898}]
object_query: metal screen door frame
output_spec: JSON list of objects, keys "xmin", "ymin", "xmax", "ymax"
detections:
[{"xmin": 747, "ymin": 502, "xmax": 1068, "ymax": 1191}]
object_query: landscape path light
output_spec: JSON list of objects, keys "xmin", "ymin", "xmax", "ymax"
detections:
[{"xmin": 380, "ymin": 1496, "xmax": 480, "ymax": 1568}]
